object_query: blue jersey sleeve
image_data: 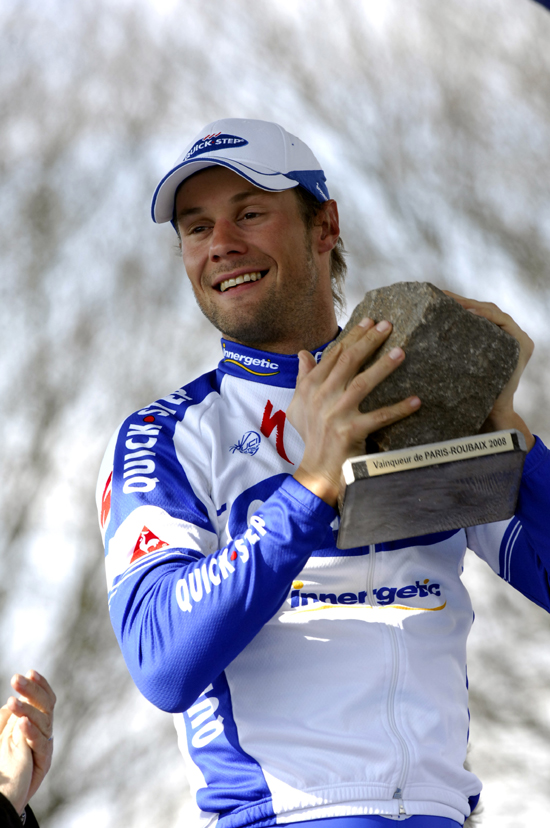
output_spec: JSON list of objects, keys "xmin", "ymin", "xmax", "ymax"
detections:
[
  {"xmin": 99, "ymin": 391, "xmax": 336, "ymax": 714},
  {"xmin": 466, "ymin": 436, "xmax": 550, "ymax": 611}
]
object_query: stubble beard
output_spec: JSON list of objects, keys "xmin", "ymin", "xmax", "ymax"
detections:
[{"xmin": 192, "ymin": 239, "xmax": 322, "ymax": 351}]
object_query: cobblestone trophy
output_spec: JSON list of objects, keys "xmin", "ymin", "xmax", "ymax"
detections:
[{"xmin": 325, "ymin": 282, "xmax": 526, "ymax": 547}]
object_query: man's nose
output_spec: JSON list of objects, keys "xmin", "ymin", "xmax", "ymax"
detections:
[{"xmin": 210, "ymin": 219, "xmax": 247, "ymax": 260}]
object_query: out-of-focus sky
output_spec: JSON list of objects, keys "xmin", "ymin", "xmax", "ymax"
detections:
[{"xmin": 2, "ymin": 1, "xmax": 550, "ymax": 825}]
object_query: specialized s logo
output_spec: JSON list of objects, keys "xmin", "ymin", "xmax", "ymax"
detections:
[
  {"xmin": 184, "ymin": 133, "xmax": 249, "ymax": 162},
  {"xmin": 261, "ymin": 400, "xmax": 293, "ymax": 464},
  {"xmin": 130, "ymin": 526, "xmax": 170, "ymax": 564}
]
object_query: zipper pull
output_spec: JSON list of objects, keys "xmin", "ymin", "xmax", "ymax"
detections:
[{"xmin": 392, "ymin": 788, "xmax": 407, "ymax": 815}]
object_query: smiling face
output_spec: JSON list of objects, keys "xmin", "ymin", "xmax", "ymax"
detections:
[{"xmin": 174, "ymin": 166, "xmax": 339, "ymax": 354}]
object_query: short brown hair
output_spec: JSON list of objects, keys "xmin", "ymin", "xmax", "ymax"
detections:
[{"xmin": 292, "ymin": 186, "xmax": 347, "ymax": 316}]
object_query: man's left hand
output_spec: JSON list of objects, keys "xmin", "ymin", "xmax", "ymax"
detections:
[{"xmin": 444, "ymin": 291, "xmax": 535, "ymax": 451}]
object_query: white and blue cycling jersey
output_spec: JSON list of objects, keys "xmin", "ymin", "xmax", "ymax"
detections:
[{"xmin": 97, "ymin": 337, "xmax": 550, "ymax": 828}]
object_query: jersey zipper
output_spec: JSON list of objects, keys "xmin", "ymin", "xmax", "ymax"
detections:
[
  {"xmin": 366, "ymin": 544, "xmax": 409, "ymax": 815},
  {"xmin": 388, "ymin": 624, "xmax": 410, "ymax": 815},
  {"xmin": 365, "ymin": 543, "xmax": 376, "ymax": 606}
]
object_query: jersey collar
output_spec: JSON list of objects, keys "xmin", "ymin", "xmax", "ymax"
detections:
[{"xmin": 218, "ymin": 336, "xmax": 338, "ymax": 388}]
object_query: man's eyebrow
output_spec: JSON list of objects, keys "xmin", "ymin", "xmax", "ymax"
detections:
[
  {"xmin": 229, "ymin": 188, "xmax": 267, "ymax": 204},
  {"xmin": 176, "ymin": 206, "xmax": 204, "ymax": 220},
  {"xmin": 176, "ymin": 188, "xmax": 270, "ymax": 221}
]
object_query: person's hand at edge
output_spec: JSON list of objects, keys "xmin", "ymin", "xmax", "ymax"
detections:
[
  {"xmin": 0, "ymin": 711, "xmax": 33, "ymax": 815},
  {"xmin": 6, "ymin": 670, "xmax": 56, "ymax": 805}
]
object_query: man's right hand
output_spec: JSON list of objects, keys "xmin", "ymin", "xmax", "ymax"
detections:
[{"xmin": 287, "ymin": 318, "xmax": 421, "ymax": 507}]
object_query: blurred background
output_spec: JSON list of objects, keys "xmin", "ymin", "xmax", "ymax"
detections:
[{"xmin": 1, "ymin": 0, "xmax": 550, "ymax": 825}]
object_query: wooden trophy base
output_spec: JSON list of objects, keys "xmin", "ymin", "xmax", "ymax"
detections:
[{"xmin": 337, "ymin": 429, "xmax": 527, "ymax": 548}]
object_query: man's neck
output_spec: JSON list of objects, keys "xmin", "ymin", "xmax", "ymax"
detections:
[{"xmin": 223, "ymin": 325, "xmax": 340, "ymax": 356}]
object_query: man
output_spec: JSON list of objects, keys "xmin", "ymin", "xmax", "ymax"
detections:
[{"xmin": 97, "ymin": 118, "xmax": 550, "ymax": 828}]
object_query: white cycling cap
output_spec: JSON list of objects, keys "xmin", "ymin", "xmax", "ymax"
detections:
[{"xmin": 151, "ymin": 117, "xmax": 330, "ymax": 224}]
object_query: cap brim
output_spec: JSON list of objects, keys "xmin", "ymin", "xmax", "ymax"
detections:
[{"xmin": 151, "ymin": 157, "xmax": 299, "ymax": 223}]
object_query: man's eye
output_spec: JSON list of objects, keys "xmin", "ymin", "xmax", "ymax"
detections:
[
  {"xmin": 242, "ymin": 211, "xmax": 260, "ymax": 220},
  {"xmin": 189, "ymin": 225, "xmax": 208, "ymax": 235}
]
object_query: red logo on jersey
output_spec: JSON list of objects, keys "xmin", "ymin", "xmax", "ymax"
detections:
[
  {"xmin": 261, "ymin": 400, "xmax": 293, "ymax": 464},
  {"xmin": 100, "ymin": 472, "xmax": 112, "ymax": 529},
  {"xmin": 130, "ymin": 526, "xmax": 170, "ymax": 564}
]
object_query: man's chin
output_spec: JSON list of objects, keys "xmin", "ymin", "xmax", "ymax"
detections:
[
  {"xmin": 217, "ymin": 321, "xmax": 281, "ymax": 348},
  {"xmin": 198, "ymin": 304, "xmax": 282, "ymax": 349}
]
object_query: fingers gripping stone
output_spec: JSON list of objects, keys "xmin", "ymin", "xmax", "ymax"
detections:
[{"xmin": 325, "ymin": 282, "xmax": 519, "ymax": 451}]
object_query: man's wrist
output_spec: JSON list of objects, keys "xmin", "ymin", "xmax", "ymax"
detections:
[{"xmin": 293, "ymin": 467, "xmax": 339, "ymax": 507}]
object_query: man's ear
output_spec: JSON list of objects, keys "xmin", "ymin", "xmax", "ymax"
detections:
[{"xmin": 314, "ymin": 200, "xmax": 340, "ymax": 254}]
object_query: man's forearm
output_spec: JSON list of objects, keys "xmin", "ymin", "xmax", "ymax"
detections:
[{"xmin": 110, "ymin": 477, "xmax": 335, "ymax": 713}]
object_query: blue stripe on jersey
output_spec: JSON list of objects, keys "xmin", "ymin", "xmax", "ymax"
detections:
[
  {"xmin": 184, "ymin": 674, "xmax": 275, "ymax": 822},
  {"xmin": 311, "ymin": 545, "xmax": 369, "ymax": 557},
  {"xmin": 106, "ymin": 370, "xmax": 222, "ymax": 550},
  {"xmin": 378, "ymin": 530, "xmax": 460, "ymax": 551},
  {"xmin": 468, "ymin": 792, "xmax": 481, "ymax": 815},
  {"xmin": 308, "ymin": 530, "xmax": 460, "ymax": 558},
  {"xmin": 281, "ymin": 818, "xmax": 462, "ymax": 828},
  {"xmin": 505, "ymin": 436, "xmax": 550, "ymax": 610},
  {"xmin": 499, "ymin": 516, "xmax": 521, "ymax": 582},
  {"xmin": 502, "ymin": 520, "xmax": 550, "ymax": 612}
]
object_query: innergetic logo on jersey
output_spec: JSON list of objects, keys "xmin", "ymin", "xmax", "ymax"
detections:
[
  {"xmin": 222, "ymin": 345, "xmax": 280, "ymax": 376},
  {"xmin": 289, "ymin": 578, "xmax": 446, "ymax": 611},
  {"xmin": 230, "ymin": 431, "xmax": 261, "ymax": 456},
  {"xmin": 130, "ymin": 526, "xmax": 170, "ymax": 564},
  {"xmin": 184, "ymin": 133, "xmax": 249, "ymax": 162}
]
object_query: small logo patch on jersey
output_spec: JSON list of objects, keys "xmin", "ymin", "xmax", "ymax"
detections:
[
  {"xmin": 100, "ymin": 472, "xmax": 113, "ymax": 530},
  {"xmin": 230, "ymin": 431, "xmax": 261, "ymax": 456},
  {"xmin": 130, "ymin": 526, "xmax": 170, "ymax": 564}
]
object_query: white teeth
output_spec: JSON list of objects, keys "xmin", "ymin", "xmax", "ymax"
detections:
[{"xmin": 219, "ymin": 272, "xmax": 263, "ymax": 292}]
